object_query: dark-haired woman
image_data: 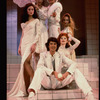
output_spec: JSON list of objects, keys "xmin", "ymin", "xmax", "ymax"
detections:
[{"xmin": 8, "ymin": 3, "xmax": 41, "ymax": 97}]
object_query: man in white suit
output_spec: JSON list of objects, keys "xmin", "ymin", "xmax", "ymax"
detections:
[
  {"xmin": 28, "ymin": 37, "xmax": 95, "ymax": 100},
  {"xmin": 47, "ymin": 0, "xmax": 63, "ymax": 38}
]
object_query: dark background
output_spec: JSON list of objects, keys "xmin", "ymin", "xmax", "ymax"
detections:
[{"xmin": 18, "ymin": 0, "xmax": 87, "ymax": 56}]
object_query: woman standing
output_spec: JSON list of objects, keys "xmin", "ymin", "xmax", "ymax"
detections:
[
  {"xmin": 8, "ymin": 3, "xmax": 41, "ymax": 97},
  {"xmin": 61, "ymin": 13, "xmax": 77, "ymax": 36}
]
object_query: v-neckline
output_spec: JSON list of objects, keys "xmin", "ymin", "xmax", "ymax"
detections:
[{"xmin": 25, "ymin": 18, "xmax": 35, "ymax": 25}]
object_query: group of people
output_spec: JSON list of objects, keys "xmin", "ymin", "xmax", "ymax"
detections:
[{"xmin": 8, "ymin": 0, "xmax": 95, "ymax": 100}]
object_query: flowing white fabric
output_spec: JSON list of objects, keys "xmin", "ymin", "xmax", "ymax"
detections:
[
  {"xmin": 37, "ymin": 6, "xmax": 48, "ymax": 52},
  {"xmin": 13, "ymin": 0, "xmax": 36, "ymax": 7},
  {"xmin": 7, "ymin": 19, "xmax": 41, "ymax": 97}
]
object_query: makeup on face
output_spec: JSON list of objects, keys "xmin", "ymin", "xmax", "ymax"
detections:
[
  {"xmin": 60, "ymin": 36, "xmax": 68, "ymax": 45},
  {"xmin": 27, "ymin": 6, "xmax": 34, "ymax": 16}
]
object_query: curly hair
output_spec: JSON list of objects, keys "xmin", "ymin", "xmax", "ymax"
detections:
[
  {"xmin": 61, "ymin": 13, "xmax": 77, "ymax": 31},
  {"xmin": 57, "ymin": 33, "xmax": 70, "ymax": 48},
  {"xmin": 45, "ymin": 37, "xmax": 60, "ymax": 51},
  {"xmin": 21, "ymin": 3, "xmax": 38, "ymax": 23}
]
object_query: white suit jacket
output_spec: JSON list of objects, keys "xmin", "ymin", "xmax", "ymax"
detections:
[{"xmin": 37, "ymin": 51, "xmax": 77, "ymax": 76}]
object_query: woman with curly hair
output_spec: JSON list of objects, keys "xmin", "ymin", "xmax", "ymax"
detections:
[{"xmin": 7, "ymin": 3, "xmax": 41, "ymax": 97}]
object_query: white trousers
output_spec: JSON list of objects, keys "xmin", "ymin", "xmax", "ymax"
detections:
[
  {"xmin": 28, "ymin": 67, "xmax": 92, "ymax": 96},
  {"xmin": 48, "ymin": 25, "xmax": 60, "ymax": 38}
]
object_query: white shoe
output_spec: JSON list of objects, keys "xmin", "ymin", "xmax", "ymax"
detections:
[
  {"xmin": 28, "ymin": 92, "xmax": 35, "ymax": 100},
  {"xmin": 86, "ymin": 94, "xmax": 95, "ymax": 100}
]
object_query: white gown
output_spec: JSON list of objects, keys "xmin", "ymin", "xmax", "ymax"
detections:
[
  {"xmin": 37, "ymin": 6, "xmax": 48, "ymax": 52},
  {"xmin": 58, "ymin": 36, "xmax": 80, "ymax": 61},
  {"xmin": 7, "ymin": 19, "xmax": 41, "ymax": 97},
  {"xmin": 61, "ymin": 27, "xmax": 77, "ymax": 61}
]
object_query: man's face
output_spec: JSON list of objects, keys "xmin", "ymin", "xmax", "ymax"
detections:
[{"xmin": 49, "ymin": 41, "xmax": 57, "ymax": 52}]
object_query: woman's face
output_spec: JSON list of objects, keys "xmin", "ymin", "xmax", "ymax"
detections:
[
  {"xmin": 60, "ymin": 35, "xmax": 68, "ymax": 45},
  {"xmin": 62, "ymin": 16, "xmax": 70, "ymax": 27},
  {"xmin": 27, "ymin": 6, "xmax": 34, "ymax": 16}
]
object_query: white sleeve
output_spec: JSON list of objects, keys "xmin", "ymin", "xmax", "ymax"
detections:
[
  {"xmin": 69, "ymin": 36, "xmax": 81, "ymax": 52},
  {"xmin": 33, "ymin": 19, "xmax": 41, "ymax": 44},
  {"xmin": 49, "ymin": 7, "xmax": 61, "ymax": 23},
  {"xmin": 37, "ymin": 8, "xmax": 48, "ymax": 20}
]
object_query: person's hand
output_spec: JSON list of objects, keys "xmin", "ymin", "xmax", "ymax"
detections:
[
  {"xmin": 18, "ymin": 46, "xmax": 21, "ymax": 56},
  {"xmin": 52, "ymin": 71, "xmax": 59, "ymax": 79},
  {"xmin": 30, "ymin": 43, "xmax": 36, "ymax": 53},
  {"xmin": 58, "ymin": 72, "xmax": 70, "ymax": 81},
  {"xmin": 58, "ymin": 28, "xmax": 61, "ymax": 34},
  {"xmin": 51, "ymin": 12, "xmax": 56, "ymax": 17}
]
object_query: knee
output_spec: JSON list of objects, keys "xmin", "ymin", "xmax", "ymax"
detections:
[{"xmin": 24, "ymin": 60, "xmax": 30, "ymax": 65}]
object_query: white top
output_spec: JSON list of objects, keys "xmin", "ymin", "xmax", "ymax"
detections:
[{"xmin": 58, "ymin": 36, "xmax": 80, "ymax": 59}]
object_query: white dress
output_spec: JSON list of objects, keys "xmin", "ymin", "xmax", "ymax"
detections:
[
  {"xmin": 61, "ymin": 27, "xmax": 76, "ymax": 61},
  {"xmin": 58, "ymin": 36, "xmax": 80, "ymax": 61},
  {"xmin": 37, "ymin": 6, "xmax": 48, "ymax": 52},
  {"xmin": 62, "ymin": 26, "xmax": 73, "ymax": 35},
  {"xmin": 48, "ymin": 2, "xmax": 63, "ymax": 38},
  {"xmin": 7, "ymin": 19, "xmax": 41, "ymax": 97}
]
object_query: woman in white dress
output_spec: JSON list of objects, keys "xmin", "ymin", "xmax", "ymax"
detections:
[
  {"xmin": 61, "ymin": 13, "xmax": 77, "ymax": 36},
  {"xmin": 59, "ymin": 13, "xmax": 78, "ymax": 61},
  {"xmin": 58, "ymin": 33, "xmax": 80, "ymax": 61},
  {"xmin": 7, "ymin": 3, "xmax": 41, "ymax": 97}
]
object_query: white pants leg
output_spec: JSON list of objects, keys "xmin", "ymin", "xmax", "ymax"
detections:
[
  {"xmin": 57, "ymin": 68, "xmax": 92, "ymax": 96},
  {"xmin": 49, "ymin": 25, "xmax": 60, "ymax": 38},
  {"xmin": 28, "ymin": 68, "xmax": 51, "ymax": 93},
  {"xmin": 74, "ymin": 69, "xmax": 92, "ymax": 96}
]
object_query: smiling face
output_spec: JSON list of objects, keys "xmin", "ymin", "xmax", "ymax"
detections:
[
  {"xmin": 62, "ymin": 16, "xmax": 70, "ymax": 27},
  {"xmin": 49, "ymin": 41, "xmax": 57, "ymax": 52},
  {"xmin": 60, "ymin": 35, "xmax": 68, "ymax": 45},
  {"xmin": 27, "ymin": 6, "xmax": 34, "ymax": 16}
]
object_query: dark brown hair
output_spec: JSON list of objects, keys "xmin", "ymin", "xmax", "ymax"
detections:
[
  {"xmin": 45, "ymin": 37, "xmax": 59, "ymax": 51},
  {"xmin": 21, "ymin": 3, "xmax": 38, "ymax": 23}
]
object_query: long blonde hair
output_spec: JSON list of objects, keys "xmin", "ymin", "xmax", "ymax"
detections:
[{"xmin": 61, "ymin": 13, "xmax": 77, "ymax": 32}]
